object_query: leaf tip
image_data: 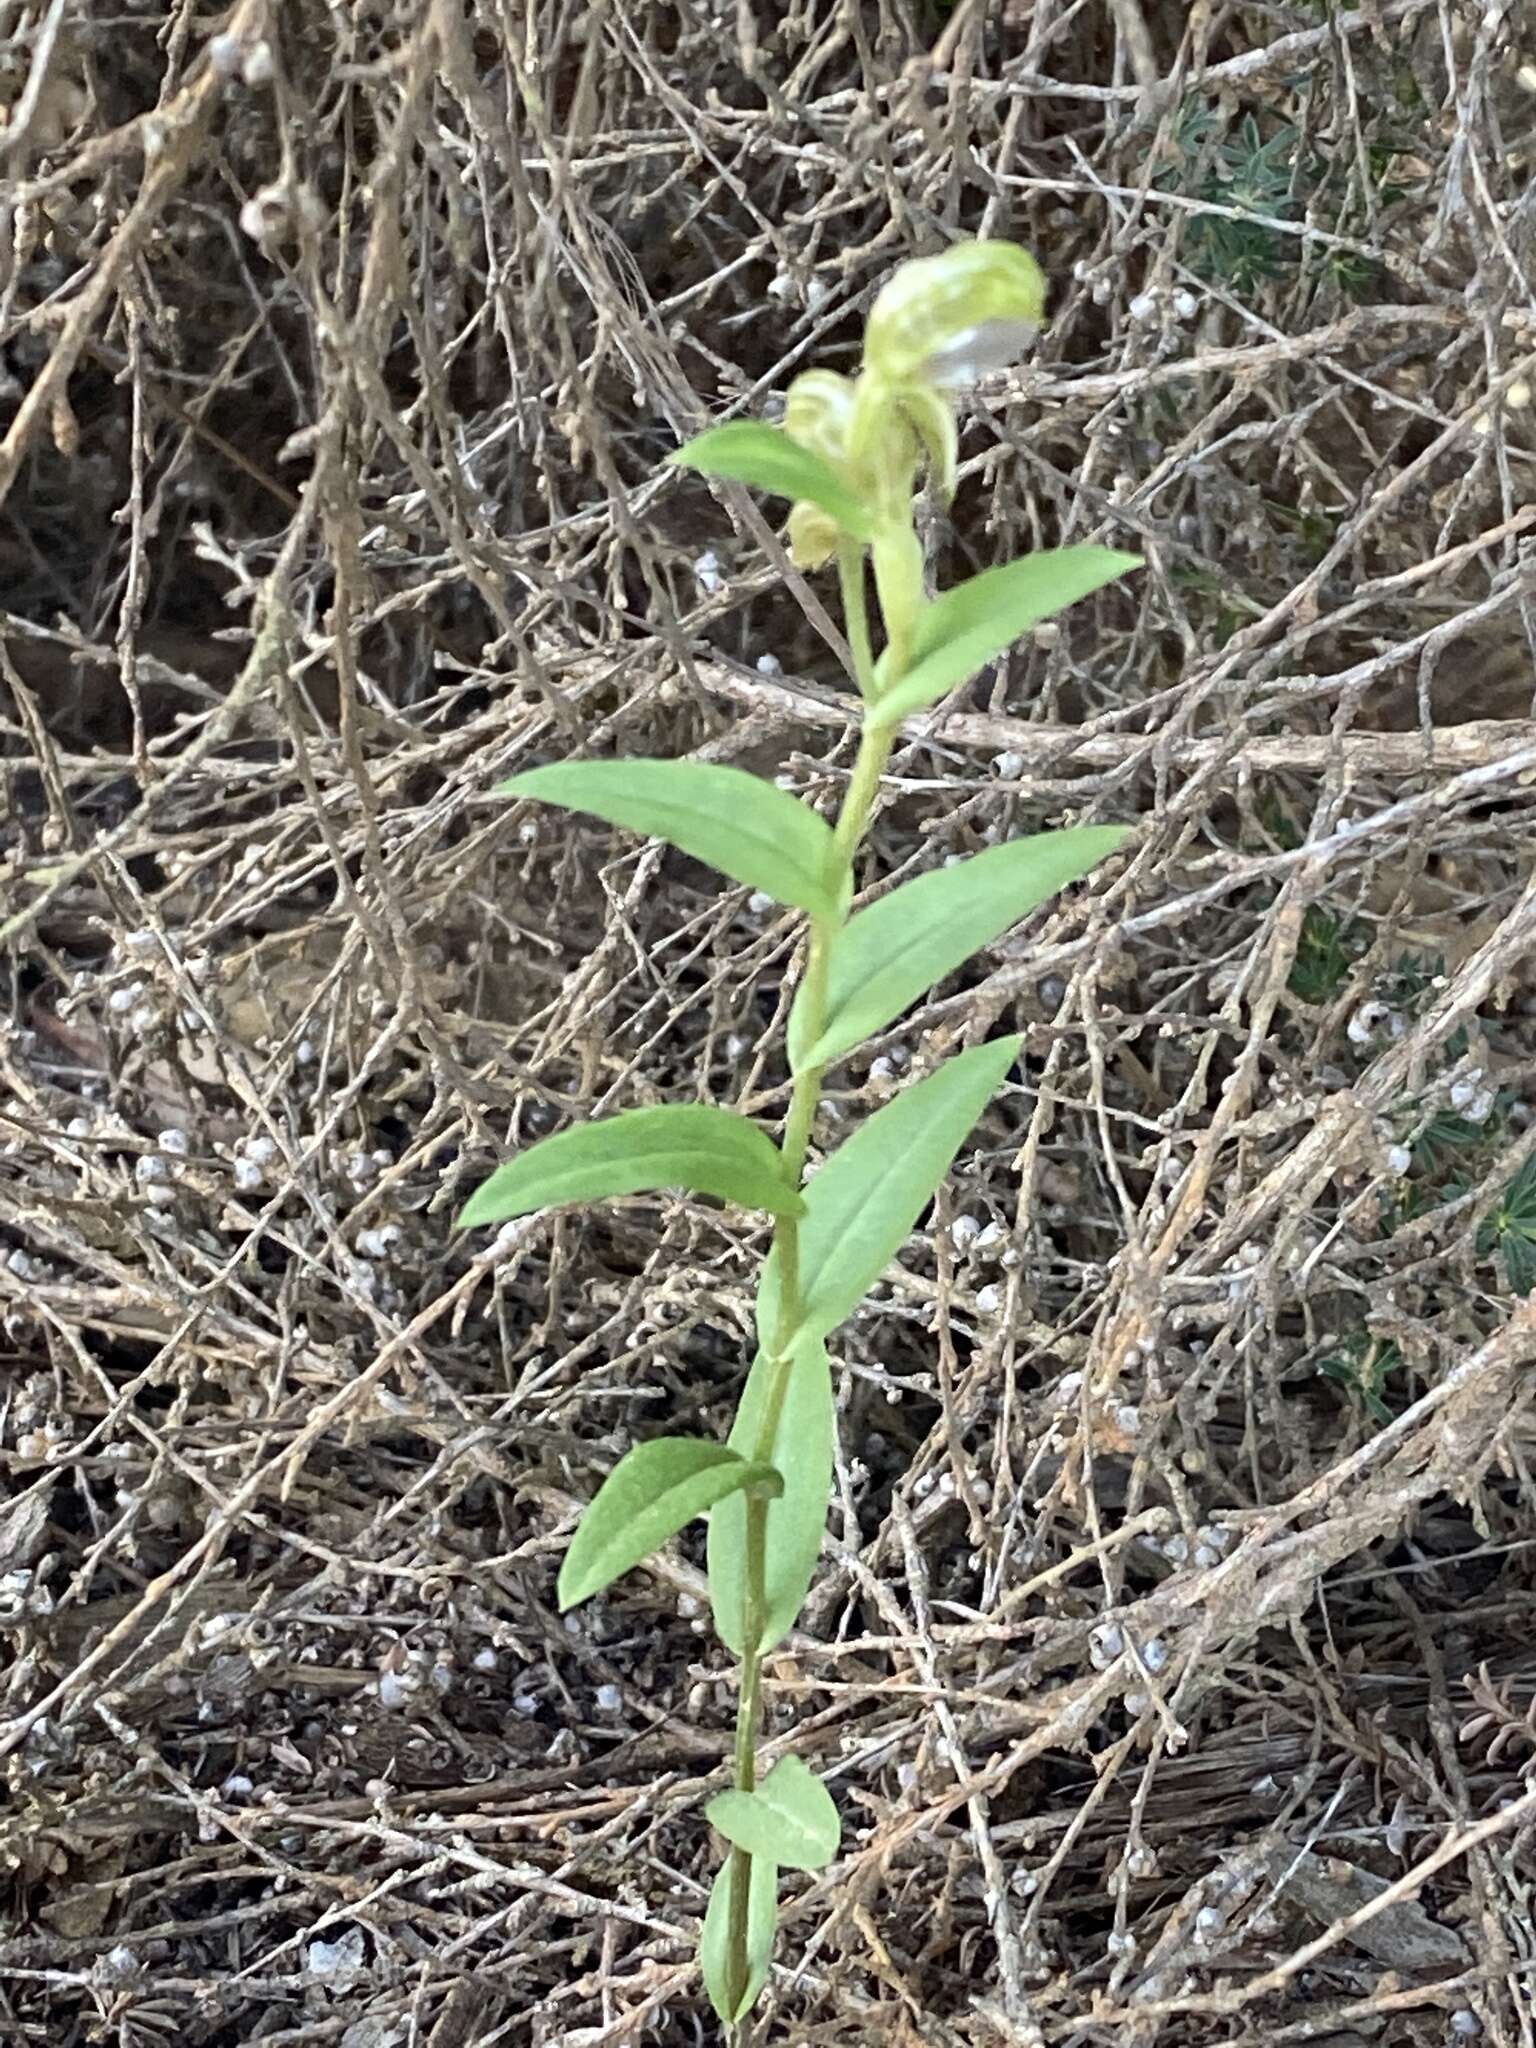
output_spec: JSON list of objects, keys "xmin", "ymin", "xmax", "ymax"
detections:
[
  {"xmin": 745, "ymin": 1461, "xmax": 786, "ymax": 1501},
  {"xmin": 554, "ymin": 1572, "xmax": 582, "ymax": 1614},
  {"xmin": 455, "ymin": 1180, "xmax": 512, "ymax": 1232},
  {"xmin": 989, "ymin": 1030, "xmax": 1025, "ymax": 1074}
]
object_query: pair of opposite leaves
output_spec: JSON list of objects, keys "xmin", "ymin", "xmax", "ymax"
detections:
[{"xmin": 698, "ymin": 1748, "xmax": 838, "ymax": 2022}]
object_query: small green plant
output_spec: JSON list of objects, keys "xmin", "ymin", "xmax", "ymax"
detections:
[
  {"xmin": 1407, "ymin": 1104, "xmax": 1496, "ymax": 1176},
  {"xmin": 1264, "ymin": 496, "xmax": 1343, "ymax": 569},
  {"xmin": 1288, "ymin": 905, "xmax": 1364, "ymax": 1004},
  {"xmin": 1478, "ymin": 1155, "xmax": 1536, "ymax": 1297},
  {"xmin": 458, "ymin": 242, "xmax": 1139, "ymax": 2032},
  {"xmin": 1163, "ymin": 96, "xmax": 1403, "ymax": 304},
  {"xmin": 1318, "ymin": 1330, "xmax": 1402, "ymax": 1424},
  {"xmin": 1168, "ymin": 106, "xmax": 1302, "ymax": 291}
]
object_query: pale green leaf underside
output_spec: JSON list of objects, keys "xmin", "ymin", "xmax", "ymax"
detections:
[
  {"xmin": 709, "ymin": 1333, "xmax": 834, "ymax": 1657},
  {"xmin": 870, "ymin": 547, "xmax": 1142, "ymax": 723},
  {"xmin": 707, "ymin": 1754, "xmax": 840, "ymax": 1872},
  {"xmin": 789, "ymin": 827, "xmax": 1128, "ymax": 1072},
  {"xmin": 458, "ymin": 1104, "xmax": 805, "ymax": 1229},
  {"xmin": 759, "ymin": 1036, "xmax": 1021, "ymax": 1349},
  {"xmin": 497, "ymin": 758, "xmax": 842, "ymax": 919},
  {"xmin": 701, "ymin": 1848, "xmax": 778, "ymax": 2025},
  {"xmin": 670, "ymin": 420, "xmax": 874, "ymax": 542},
  {"xmin": 557, "ymin": 1437, "xmax": 780, "ymax": 1611}
]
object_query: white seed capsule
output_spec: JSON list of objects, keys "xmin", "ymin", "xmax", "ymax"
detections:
[{"xmin": 1089, "ymin": 1622, "xmax": 1124, "ymax": 1669}]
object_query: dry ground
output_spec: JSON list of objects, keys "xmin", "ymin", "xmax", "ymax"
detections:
[{"xmin": 3, "ymin": 2, "xmax": 1536, "ymax": 2044}]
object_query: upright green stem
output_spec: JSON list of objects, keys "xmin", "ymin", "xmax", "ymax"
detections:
[
  {"xmin": 721, "ymin": 540, "xmax": 905, "ymax": 2030},
  {"xmin": 780, "ymin": 925, "xmax": 831, "ymax": 1183}
]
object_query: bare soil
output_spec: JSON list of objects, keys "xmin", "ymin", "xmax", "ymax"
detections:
[{"xmin": 3, "ymin": 3, "xmax": 1536, "ymax": 2045}]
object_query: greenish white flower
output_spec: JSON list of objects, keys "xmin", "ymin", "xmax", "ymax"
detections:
[
  {"xmin": 781, "ymin": 243, "xmax": 1047, "ymax": 562},
  {"xmin": 856, "ymin": 240, "xmax": 1044, "ymax": 515},
  {"xmin": 864, "ymin": 240, "xmax": 1046, "ymax": 391}
]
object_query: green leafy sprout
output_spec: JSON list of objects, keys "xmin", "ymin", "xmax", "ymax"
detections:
[
  {"xmin": 1288, "ymin": 905, "xmax": 1365, "ymax": 1005},
  {"xmin": 1168, "ymin": 105, "xmax": 1302, "ymax": 292},
  {"xmin": 1163, "ymin": 99, "xmax": 1396, "ymax": 302},
  {"xmin": 1478, "ymin": 1155, "xmax": 1536, "ymax": 1298},
  {"xmin": 457, "ymin": 240, "xmax": 1140, "ymax": 2032},
  {"xmin": 1318, "ymin": 1330, "xmax": 1402, "ymax": 1425}
]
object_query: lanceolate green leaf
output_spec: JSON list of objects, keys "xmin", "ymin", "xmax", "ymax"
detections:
[
  {"xmin": 496, "ymin": 759, "xmax": 842, "ymax": 919},
  {"xmin": 870, "ymin": 547, "xmax": 1141, "ymax": 723},
  {"xmin": 709, "ymin": 1333, "xmax": 834, "ymax": 1657},
  {"xmin": 759, "ymin": 1036, "xmax": 1021, "ymax": 1348},
  {"xmin": 700, "ymin": 1849, "xmax": 777, "ymax": 2025},
  {"xmin": 707, "ymin": 1754, "xmax": 840, "ymax": 1873},
  {"xmin": 670, "ymin": 420, "xmax": 874, "ymax": 542},
  {"xmin": 458, "ymin": 1104, "xmax": 804, "ymax": 1229},
  {"xmin": 789, "ymin": 828, "xmax": 1128, "ymax": 1072},
  {"xmin": 557, "ymin": 1438, "xmax": 781, "ymax": 1612}
]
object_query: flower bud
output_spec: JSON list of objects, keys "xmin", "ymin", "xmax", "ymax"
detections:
[
  {"xmin": 784, "ymin": 369, "xmax": 857, "ymax": 466},
  {"xmin": 784, "ymin": 370, "xmax": 858, "ymax": 568},
  {"xmin": 865, "ymin": 240, "xmax": 1046, "ymax": 391},
  {"xmin": 787, "ymin": 500, "xmax": 840, "ymax": 570}
]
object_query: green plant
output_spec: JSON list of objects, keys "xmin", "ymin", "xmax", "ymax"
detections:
[
  {"xmin": 1478, "ymin": 1155, "xmax": 1536, "ymax": 1297},
  {"xmin": 1318, "ymin": 1330, "xmax": 1402, "ymax": 1424},
  {"xmin": 1162, "ymin": 101, "xmax": 1392, "ymax": 304},
  {"xmin": 1288, "ymin": 904, "xmax": 1364, "ymax": 1004},
  {"xmin": 1168, "ymin": 106, "xmax": 1302, "ymax": 291},
  {"xmin": 1408, "ymin": 1104, "xmax": 1497, "ymax": 1176},
  {"xmin": 458, "ymin": 241, "xmax": 1139, "ymax": 2033},
  {"xmin": 1264, "ymin": 496, "xmax": 1343, "ymax": 568}
]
